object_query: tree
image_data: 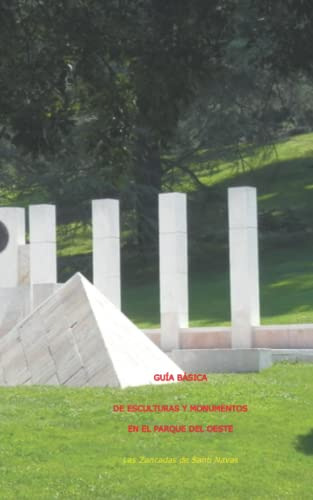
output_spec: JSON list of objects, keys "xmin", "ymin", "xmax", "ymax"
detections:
[
  {"xmin": 1, "ymin": 0, "xmax": 313, "ymax": 254},
  {"xmin": 0, "ymin": 0, "xmax": 237, "ymax": 249}
]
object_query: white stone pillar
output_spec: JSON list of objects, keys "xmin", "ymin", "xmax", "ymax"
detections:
[
  {"xmin": 29, "ymin": 205, "xmax": 57, "ymax": 285},
  {"xmin": 0, "ymin": 207, "xmax": 25, "ymax": 287},
  {"xmin": 18, "ymin": 244, "xmax": 30, "ymax": 285},
  {"xmin": 92, "ymin": 199, "xmax": 121, "ymax": 309},
  {"xmin": 159, "ymin": 193, "xmax": 188, "ymax": 351},
  {"xmin": 228, "ymin": 187, "xmax": 260, "ymax": 348}
]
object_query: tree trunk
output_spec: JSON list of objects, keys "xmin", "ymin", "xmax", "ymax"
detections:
[{"xmin": 134, "ymin": 129, "xmax": 162, "ymax": 258}]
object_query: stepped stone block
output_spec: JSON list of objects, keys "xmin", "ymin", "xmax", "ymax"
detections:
[
  {"xmin": 0, "ymin": 273, "xmax": 183, "ymax": 388},
  {"xmin": 0, "ymin": 284, "xmax": 60, "ymax": 339},
  {"xmin": 0, "ymin": 286, "xmax": 30, "ymax": 338}
]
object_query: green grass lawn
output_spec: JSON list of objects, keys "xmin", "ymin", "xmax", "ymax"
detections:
[
  {"xmin": 122, "ymin": 243, "xmax": 313, "ymax": 328},
  {"xmin": 0, "ymin": 363, "xmax": 312, "ymax": 499}
]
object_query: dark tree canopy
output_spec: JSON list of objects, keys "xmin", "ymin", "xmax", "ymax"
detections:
[{"xmin": 1, "ymin": 0, "xmax": 313, "ymax": 247}]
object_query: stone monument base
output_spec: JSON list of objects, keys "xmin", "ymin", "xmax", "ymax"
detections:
[
  {"xmin": 169, "ymin": 348, "xmax": 272, "ymax": 373},
  {"xmin": 271, "ymin": 349, "xmax": 313, "ymax": 363}
]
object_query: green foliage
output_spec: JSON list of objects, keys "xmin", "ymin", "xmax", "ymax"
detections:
[{"xmin": 2, "ymin": 1, "xmax": 313, "ymax": 248}]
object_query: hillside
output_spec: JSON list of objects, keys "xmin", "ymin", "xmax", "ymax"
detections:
[
  {"xmin": 1, "ymin": 133, "xmax": 313, "ymax": 328},
  {"xmin": 123, "ymin": 133, "xmax": 313, "ymax": 327}
]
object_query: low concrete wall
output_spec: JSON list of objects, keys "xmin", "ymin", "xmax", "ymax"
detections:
[
  {"xmin": 253, "ymin": 325, "xmax": 313, "ymax": 348},
  {"xmin": 169, "ymin": 348, "xmax": 272, "ymax": 373},
  {"xmin": 180, "ymin": 327, "xmax": 231, "ymax": 348},
  {"xmin": 272, "ymin": 349, "xmax": 313, "ymax": 363},
  {"xmin": 144, "ymin": 324, "xmax": 313, "ymax": 350},
  {"xmin": 144, "ymin": 327, "xmax": 232, "ymax": 349}
]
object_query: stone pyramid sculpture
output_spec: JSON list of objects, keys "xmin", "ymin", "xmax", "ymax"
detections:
[{"xmin": 0, "ymin": 273, "xmax": 183, "ymax": 388}]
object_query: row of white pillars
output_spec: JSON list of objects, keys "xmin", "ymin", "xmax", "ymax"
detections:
[
  {"xmin": 0, "ymin": 201, "xmax": 122, "ymax": 308},
  {"xmin": 158, "ymin": 187, "xmax": 260, "ymax": 350},
  {"xmin": 0, "ymin": 205, "xmax": 58, "ymax": 312},
  {"xmin": 0, "ymin": 187, "xmax": 260, "ymax": 349}
]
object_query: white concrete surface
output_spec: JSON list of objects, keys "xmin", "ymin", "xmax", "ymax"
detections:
[
  {"xmin": 228, "ymin": 187, "xmax": 260, "ymax": 348},
  {"xmin": 271, "ymin": 349, "xmax": 313, "ymax": 363},
  {"xmin": 0, "ymin": 207, "xmax": 25, "ymax": 287},
  {"xmin": 159, "ymin": 193, "xmax": 188, "ymax": 351},
  {"xmin": 92, "ymin": 199, "xmax": 121, "ymax": 309},
  {"xmin": 32, "ymin": 283, "xmax": 61, "ymax": 310},
  {"xmin": 0, "ymin": 286, "xmax": 30, "ymax": 338},
  {"xmin": 29, "ymin": 205, "xmax": 57, "ymax": 285},
  {"xmin": 169, "ymin": 348, "xmax": 272, "ymax": 372},
  {"xmin": 18, "ymin": 244, "xmax": 30, "ymax": 285}
]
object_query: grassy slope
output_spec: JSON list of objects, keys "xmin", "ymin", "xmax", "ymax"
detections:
[
  {"xmin": 123, "ymin": 133, "xmax": 313, "ymax": 328},
  {"xmin": 123, "ymin": 245, "xmax": 313, "ymax": 328},
  {"xmin": 0, "ymin": 364, "xmax": 312, "ymax": 499},
  {"xmin": 1, "ymin": 133, "xmax": 313, "ymax": 327},
  {"xmin": 55, "ymin": 133, "xmax": 313, "ymax": 328}
]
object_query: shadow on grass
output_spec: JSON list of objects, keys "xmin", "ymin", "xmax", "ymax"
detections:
[{"xmin": 295, "ymin": 429, "xmax": 313, "ymax": 455}]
